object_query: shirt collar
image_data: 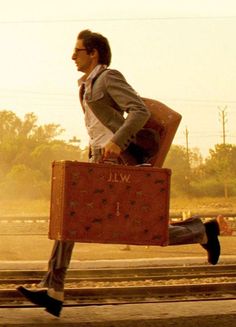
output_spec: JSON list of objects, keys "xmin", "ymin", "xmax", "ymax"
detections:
[{"xmin": 78, "ymin": 64, "xmax": 107, "ymax": 87}]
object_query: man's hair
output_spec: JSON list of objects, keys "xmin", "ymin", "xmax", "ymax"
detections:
[{"xmin": 78, "ymin": 29, "xmax": 112, "ymax": 66}]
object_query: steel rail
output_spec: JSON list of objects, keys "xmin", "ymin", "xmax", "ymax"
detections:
[
  {"xmin": 0, "ymin": 282, "xmax": 236, "ymax": 308},
  {"xmin": 0, "ymin": 264, "xmax": 235, "ymax": 307},
  {"xmin": 0, "ymin": 264, "xmax": 236, "ymax": 282}
]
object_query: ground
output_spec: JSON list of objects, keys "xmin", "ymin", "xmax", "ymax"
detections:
[{"xmin": 0, "ymin": 235, "xmax": 235, "ymax": 261}]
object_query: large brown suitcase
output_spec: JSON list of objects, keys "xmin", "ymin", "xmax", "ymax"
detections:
[
  {"xmin": 136, "ymin": 98, "xmax": 182, "ymax": 167},
  {"xmin": 49, "ymin": 161, "xmax": 170, "ymax": 246}
]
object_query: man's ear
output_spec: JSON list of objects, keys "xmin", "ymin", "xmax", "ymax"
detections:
[{"xmin": 90, "ymin": 48, "xmax": 98, "ymax": 59}]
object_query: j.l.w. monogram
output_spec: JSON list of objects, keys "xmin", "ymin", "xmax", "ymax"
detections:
[{"xmin": 107, "ymin": 171, "xmax": 131, "ymax": 183}]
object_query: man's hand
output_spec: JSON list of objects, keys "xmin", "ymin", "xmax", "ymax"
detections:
[{"xmin": 103, "ymin": 141, "xmax": 121, "ymax": 160}]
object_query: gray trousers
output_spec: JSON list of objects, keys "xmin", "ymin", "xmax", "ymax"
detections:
[
  {"xmin": 41, "ymin": 151, "xmax": 206, "ymax": 291},
  {"xmin": 41, "ymin": 218, "xmax": 205, "ymax": 291}
]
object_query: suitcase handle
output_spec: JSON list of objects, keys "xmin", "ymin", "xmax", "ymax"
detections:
[{"xmin": 135, "ymin": 163, "xmax": 152, "ymax": 167}]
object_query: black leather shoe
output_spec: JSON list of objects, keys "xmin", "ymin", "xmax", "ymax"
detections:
[
  {"xmin": 201, "ymin": 219, "xmax": 220, "ymax": 265},
  {"xmin": 17, "ymin": 286, "xmax": 63, "ymax": 317}
]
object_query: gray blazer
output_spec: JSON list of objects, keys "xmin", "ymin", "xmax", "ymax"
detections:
[{"xmin": 82, "ymin": 68, "xmax": 151, "ymax": 151}]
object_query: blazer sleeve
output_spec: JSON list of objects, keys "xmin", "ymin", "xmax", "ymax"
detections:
[{"xmin": 104, "ymin": 69, "xmax": 151, "ymax": 150}]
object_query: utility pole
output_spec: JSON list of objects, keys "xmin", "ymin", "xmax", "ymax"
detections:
[
  {"xmin": 218, "ymin": 106, "xmax": 229, "ymax": 199},
  {"xmin": 183, "ymin": 126, "xmax": 190, "ymax": 195},
  {"xmin": 218, "ymin": 106, "xmax": 228, "ymax": 144},
  {"xmin": 184, "ymin": 126, "xmax": 189, "ymax": 163},
  {"xmin": 69, "ymin": 136, "xmax": 81, "ymax": 146}
]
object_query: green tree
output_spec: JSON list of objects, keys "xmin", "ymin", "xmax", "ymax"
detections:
[
  {"xmin": 0, "ymin": 110, "xmax": 84, "ymax": 199},
  {"xmin": 164, "ymin": 145, "xmax": 192, "ymax": 196},
  {"xmin": 30, "ymin": 141, "xmax": 82, "ymax": 179},
  {"xmin": 0, "ymin": 111, "xmax": 65, "ymax": 172},
  {"xmin": 204, "ymin": 144, "xmax": 236, "ymax": 198}
]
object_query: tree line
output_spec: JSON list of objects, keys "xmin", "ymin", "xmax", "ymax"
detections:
[
  {"xmin": 0, "ymin": 110, "xmax": 235, "ymax": 200},
  {"xmin": 164, "ymin": 142, "xmax": 236, "ymax": 198}
]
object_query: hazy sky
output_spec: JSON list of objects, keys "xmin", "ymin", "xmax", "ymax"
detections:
[{"xmin": 0, "ymin": 0, "xmax": 236, "ymax": 157}]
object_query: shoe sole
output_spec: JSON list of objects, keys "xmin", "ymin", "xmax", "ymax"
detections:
[{"xmin": 17, "ymin": 286, "xmax": 62, "ymax": 317}]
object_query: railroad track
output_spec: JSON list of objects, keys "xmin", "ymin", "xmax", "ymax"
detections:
[{"xmin": 0, "ymin": 264, "xmax": 236, "ymax": 308}]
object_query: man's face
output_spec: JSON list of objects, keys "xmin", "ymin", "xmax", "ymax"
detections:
[{"xmin": 72, "ymin": 39, "xmax": 95, "ymax": 74}]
